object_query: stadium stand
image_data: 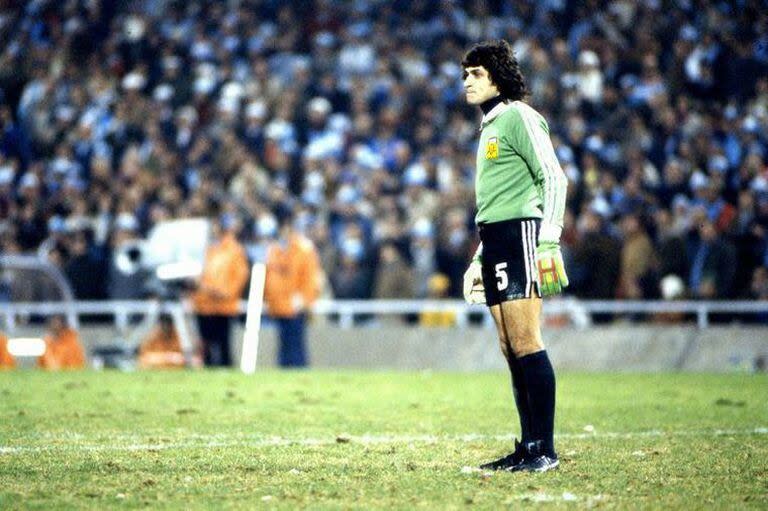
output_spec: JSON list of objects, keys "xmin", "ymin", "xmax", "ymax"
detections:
[{"xmin": 0, "ymin": 0, "xmax": 766, "ymax": 308}]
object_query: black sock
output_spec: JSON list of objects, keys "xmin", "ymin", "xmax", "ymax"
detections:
[
  {"xmin": 507, "ymin": 356, "xmax": 532, "ymax": 444},
  {"xmin": 517, "ymin": 350, "xmax": 556, "ymax": 457}
]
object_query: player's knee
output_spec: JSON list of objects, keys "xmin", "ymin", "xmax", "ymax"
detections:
[{"xmin": 510, "ymin": 336, "xmax": 544, "ymax": 358}]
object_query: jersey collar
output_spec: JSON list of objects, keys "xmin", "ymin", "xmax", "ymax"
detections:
[{"xmin": 480, "ymin": 100, "xmax": 515, "ymax": 129}]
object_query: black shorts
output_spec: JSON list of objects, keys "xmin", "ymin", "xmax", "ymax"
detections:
[{"xmin": 478, "ymin": 218, "xmax": 541, "ymax": 305}]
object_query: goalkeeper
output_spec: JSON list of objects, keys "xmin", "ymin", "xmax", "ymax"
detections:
[{"xmin": 461, "ymin": 40, "xmax": 568, "ymax": 473}]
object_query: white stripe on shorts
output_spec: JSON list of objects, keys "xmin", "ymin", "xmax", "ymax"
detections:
[
  {"xmin": 521, "ymin": 220, "xmax": 532, "ymax": 298},
  {"xmin": 529, "ymin": 220, "xmax": 538, "ymax": 295}
]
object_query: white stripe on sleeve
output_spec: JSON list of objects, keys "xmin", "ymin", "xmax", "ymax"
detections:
[{"xmin": 516, "ymin": 104, "xmax": 567, "ymax": 238}]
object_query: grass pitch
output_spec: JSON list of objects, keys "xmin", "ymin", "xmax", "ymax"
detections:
[{"xmin": 1, "ymin": 370, "xmax": 766, "ymax": 509}]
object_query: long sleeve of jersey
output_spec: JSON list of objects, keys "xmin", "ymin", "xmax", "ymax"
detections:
[{"xmin": 506, "ymin": 105, "xmax": 568, "ymax": 243}]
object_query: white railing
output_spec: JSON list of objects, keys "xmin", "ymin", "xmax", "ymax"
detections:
[
  {"xmin": 2, "ymin": 298, "xmax": 768, "ymax": 331},
  {"xmin": 313, "ymin": 299, "xmax": 768, "ymax": 330}
]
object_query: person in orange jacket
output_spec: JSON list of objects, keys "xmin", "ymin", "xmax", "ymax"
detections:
[
  {"xmin": 264, "ymin": 209, "xmax": 322, "ymax": 367},
  {"xmin": 37, "ymin": 315, "xmax": 86, "ymax": 370},
  {"xmin": 138, "ymin": 314, "xmax": 185, "ymax": 369},
  {"xmin": 192, "ymin": 214, "xmax": 249, "ymax": 366},
  {"xmin": 0, "ymin": 331, "xmax": 15, "ymax": 369}
]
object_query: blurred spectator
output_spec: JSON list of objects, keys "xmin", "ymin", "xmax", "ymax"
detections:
[
  {"xmin": 37, "ymin": 316, "xmax": 85, "ymax": 370},
  {"xmin": 419, "ymin": 273, "xmax": 456, "ymax": 327},
  {"xmin": 410, "ymin": 218, "xmax": 437, "ymax": 298},
  {"xmin": 732, "ymin": 189, "xmax": 767, "ymax": 297},
  {"xmin": 575, "ymin": 50, "xmax": 603, "ymax": 105},
  {"xmin": 571, "ymin": 209, "xmax": 621, "ymax": 300},
  {"xmin": 751, "ymin": 267, "xmax": 768, "ymax": 301},
  {"xmin": 331, "ymin": 250, "xmax": 369, "ymax": 300},
  {"xmin": 373, "ymin": 242, "xmax": 414, "ymax": 299},
  {"xmin": 653, "ymin": 208, "xmax": 689, "ymax": 289},
  {"xmin": 330, "ymin": 223, "xmax": 372, "ymax": 299},
  {"xmin": 64, "ymin": 230, "xmax": 106, "ymax": 300},
  {"xmin": 0, "ymin": 331, "xmax": 15, "ymax": 369},
  {"xmin": 191, "ymin": 215, "xmax": 249, "ymax": 367},
  {"xmin": 688, "ymin": 220, "xmax": 737, "ymax": 299},
  {"xmin": 435, "ymin": 208, "xmax": 473, "ymax": 298},
  {"xmin": 137, "ymin": 314, "xmax": 185, "ymax": 369},
  {"xmin": 0, "ymin": 0, "xmax": 765, "ymax": 308},
  {"xmin": 618, "ymin": 214, "xmax": 656, "ymax": 299},
  {"xmin": 264, "ymin": 209, "xmax": 322, "ymax": 367},
  {"xmin": 749, "ymin": 266, "xmax": 768, "ymax": 323}
]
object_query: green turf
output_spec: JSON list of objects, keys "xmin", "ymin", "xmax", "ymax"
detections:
[{"xmin": 0, "ymin": 371, "xmax": 766, "ymax": 509}]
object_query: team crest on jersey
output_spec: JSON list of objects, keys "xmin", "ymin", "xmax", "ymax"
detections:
[{"xmin": 485, "ymin": 137, "xmax": 499, "ymax": 159}]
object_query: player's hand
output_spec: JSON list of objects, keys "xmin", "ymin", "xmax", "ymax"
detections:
[
  {"xmin": 462, "ymin": 261, "xmax": 485, "ymax": 304},
  {"xmin": 535, "ymin": 242, "xmax": 569, "ymax": 296}
]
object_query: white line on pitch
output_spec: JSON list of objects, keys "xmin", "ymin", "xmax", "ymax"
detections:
[{"xmin": 1, "ymin": 427, "xmax": 766, "ymax": 455}]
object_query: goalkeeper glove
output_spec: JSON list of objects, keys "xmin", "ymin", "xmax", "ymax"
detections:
[
  {"xmin": 462, "ymin": 260, "xmax": 485, "ymax": 304},
  {"xmin": 535, "ymin": 241, "xmax": 569, "ymax": 296}
]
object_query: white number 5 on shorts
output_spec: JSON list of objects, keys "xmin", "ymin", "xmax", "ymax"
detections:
[{"xmin": 495, "ymin": 262, "xmax": 508, "ymax": 291}]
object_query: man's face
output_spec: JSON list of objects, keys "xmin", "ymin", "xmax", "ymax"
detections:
[{"xmin": 462, "ymin": 66, "xmax": 500, "ymax": 105}]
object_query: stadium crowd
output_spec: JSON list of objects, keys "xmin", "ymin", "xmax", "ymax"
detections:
[{"xmin": 0, "ymin": 0, "xmax": 767, "ymax": 306}]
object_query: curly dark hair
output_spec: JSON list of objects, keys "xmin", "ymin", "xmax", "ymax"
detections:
[{"xmin": 461, "ymin": 40, "xmax": 528, "ymax": 101}]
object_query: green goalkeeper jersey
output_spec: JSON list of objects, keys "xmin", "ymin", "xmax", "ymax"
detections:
[{"xmin": 474, "ymin": 100, "xmax": 567, "ymax": 243}]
